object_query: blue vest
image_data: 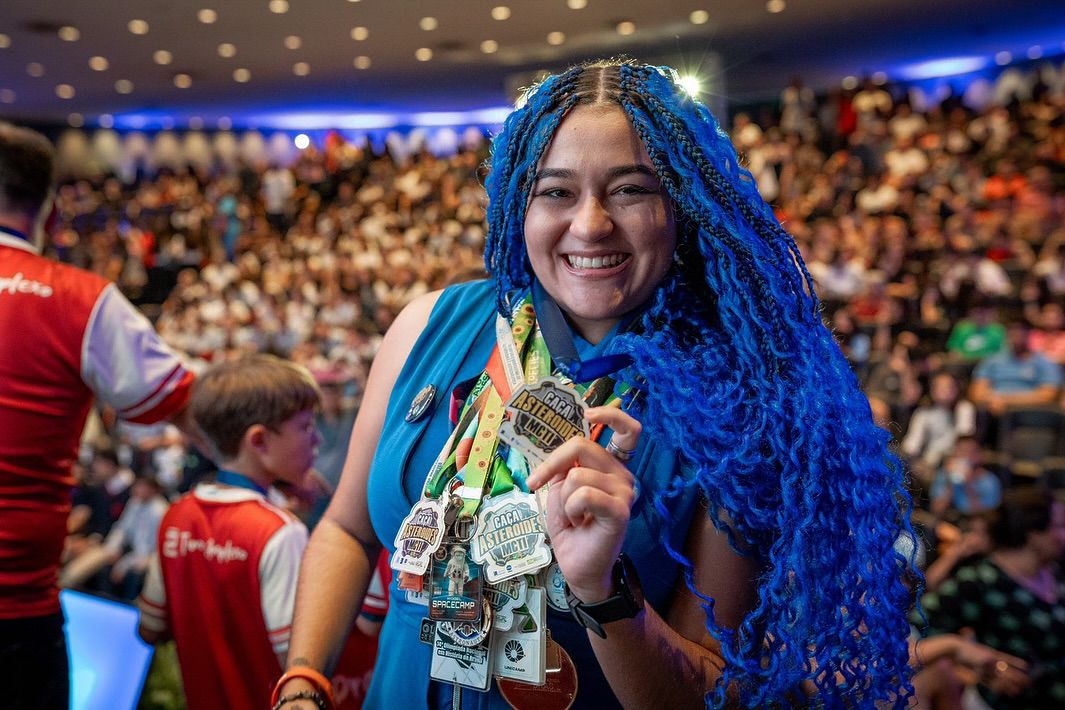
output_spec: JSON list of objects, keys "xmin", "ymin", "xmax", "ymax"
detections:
[{"xmin": 366, "ymin": 280, "xmax": 699, "ymax": 709}]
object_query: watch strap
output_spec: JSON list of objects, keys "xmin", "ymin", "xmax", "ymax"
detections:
[{"xmin": 565, "ymin": 554, "xmax": 644, "ymax": 638}]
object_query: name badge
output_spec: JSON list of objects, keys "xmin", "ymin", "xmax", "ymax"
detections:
[{"xmin": 492, "ymin": 587, "xmax": 547, "ymax": 686}]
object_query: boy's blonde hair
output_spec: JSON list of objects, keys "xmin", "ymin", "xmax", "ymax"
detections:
[{"xmin": 190, "ymin": 355, "xmax": 320, "ymax": 461}]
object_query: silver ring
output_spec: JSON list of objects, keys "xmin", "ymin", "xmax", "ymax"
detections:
[{"xmin": 606, "ymin": 440, "xmax": 636, "ymax": 462}]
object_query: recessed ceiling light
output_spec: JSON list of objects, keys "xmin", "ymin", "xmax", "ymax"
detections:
[
  {"xmin": 293, "ymin": 62, "xmax": 310, "ymax": 76},
  {"xmin": 351, "ymin": 26, "xmax": 369, "ymax": 41},
  {"xmin": 567, "ymin": 0, "xmax": 587, "ymax": 9},
  {"xmin": 284, "ymin": 35, "xmax": 301, "ymax": 49},
  {"xmin": 841, "ymin": 76, "xmax": 858, "ymax": 90},
  {"xmin": 55, "ymin": 84, "xmax": 75, "ymax": 99},
  {"xmin": 218, "ymin": 43, "xmax": 237, "ymax": 58},
  {"xmin": 115, "ymin": 79, "xmax": 134, "ymax": 93},
  {"xmin": 68, "ymin": 113, "xmax": 84, "ymax": 127},
  {"xmin": 347, "ymin": 0, "xmax": 361, "ymax": 3},
  {"xmin": 154, "ymin": 50, "xmax": 173, "ymax": 65},
  {"xmin": 354, "ymin": 55, "xmax": 372, "ymax": 69},
  {"xmin": 269, "ymin": 0, "xmax": 289, "ymax": 14},
  {"xmin": 233, "ymin": 68, "xmax": 251, "ymax": 82},
  {"xmin": 616, "ymin": 21, "xmax": 636, "ymax": 35},
  {"xmin": 995, "ymin": 51, "xmax": 1012, "ymax": 66},
  {"xmin": 415, "ymin": 47, "xmax": 432, "ymax": 61},
  {"xmin": 128, "ymin": 19, "xmax": 150, "ymax": 35},
  {"xmin": 420, "ymin": 17, "xmax": 438, "ymax": 31},
  {"xmin": 217, "ymin": 116, "xmax": 232, "ymax": 130},
  {"xmin": 188, "ymin": 117, "xmax": 204, "ymax": 130},
  {"xmin": 198, "ymin": 9, "xmax": 218, "ymax": 24},
  {"xmin": 0, "ymin": 89, "xmax": 15, "ymax": 103},
  {"xmin": 58, "ymin": 26, "xmax": 80, "ymax": 42},
  {"xmin": 1027, "ymin": 45, "xmax": 1043, "ymax": 60},
  {"xmin": 491, "ymin": 6, "xmax": 511, "ymax": 21},
  {"xmin": 0, "ymin": 34, "xmax": 10, "ymax": 49},
  {"xmin": 99, "ymin": 114, "xmax": 114, "ymax": 128},
  {"xmin": 690, "ymin": 10, "xmax": 709, "ymax": 25},
  {"xmin": 174, "ymin": 73, "xmax": 192, "ymax": 89},
  {"xmin": 766, "ymin": 0, "xmax": 786, "ymax": 13},
  {"xmin": 26, "ymin": 63, "xmax": 45, "ymax": 77},
  {"xmin": 294, "ymin": 134, "xmax": 310, "ymax": 150},
  {"xmin": 89, "ymin": 56, "xmax": 109, "ymax": 71},
  {"xmin": 481, "ymin": 40, "xmax": 499, "ymax": 54},
  {"xmin": 547, "ymin": 31, "xmax": 565, "ymax": 45}
]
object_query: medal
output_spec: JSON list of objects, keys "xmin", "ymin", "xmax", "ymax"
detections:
[
  {"xmin": 440, "ymin": 599, "xmax": 494, "ymax": 647},
  {"xmin": 498, "ymin": 377, "xmax": 590, "ymax": 467},
  {"xmin": 391, "ymin": 499, "xmax": 447, "ymax": 575},
  {"xmin": 471, "ymin": 491, "xmax": 552, "ymax": 583},
  {"xmin": 541, "ymin": 562, "xmax": 569, "ymax": 612},
  {"xmin": 406, "ymin": 384, "xmax": 437, "ymax": 422}
]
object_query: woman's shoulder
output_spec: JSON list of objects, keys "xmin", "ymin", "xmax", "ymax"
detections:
[{"xmin": 415, "ymin": 278, "xmax": 496, "ymax": 339}]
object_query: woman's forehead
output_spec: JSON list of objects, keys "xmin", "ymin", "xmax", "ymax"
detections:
[{"xmin": 537, "ymin": 104, "xmax": 650, "ymax": 170}]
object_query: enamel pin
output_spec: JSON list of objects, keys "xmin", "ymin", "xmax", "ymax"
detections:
[{"xmin": 406, "ymin": 384, "xmax": 437, "ymax": 423}]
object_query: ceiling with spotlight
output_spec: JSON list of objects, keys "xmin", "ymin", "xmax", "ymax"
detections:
[{"xmin": 0, "ymin": 0, "xmax": 1062, "ymax": 129}]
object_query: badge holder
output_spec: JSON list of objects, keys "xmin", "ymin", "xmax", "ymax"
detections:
[
  {"xmin": 428, "ymin": 543, "xmax": 483, "ymax": 623},
  {"xmin": 492, "ymin": 587, "xmax": 547, "ymax": 686}
]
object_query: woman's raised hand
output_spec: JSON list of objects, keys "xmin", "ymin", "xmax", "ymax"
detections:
[{"xmin": 526, "ymin": 406, "xmax": 641, "ymax": 603}]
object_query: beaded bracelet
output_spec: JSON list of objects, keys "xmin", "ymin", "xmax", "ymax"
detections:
[
  {"xmin": 271, "ymin": 689, "xmax": 325, "ymax": 710},
  {"xmin": 271, "ymin": 667, "xmax": 336, "ymax": 710}
]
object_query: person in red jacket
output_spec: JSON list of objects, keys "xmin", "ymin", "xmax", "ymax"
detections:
[
  {"xmin": 137, "ymin": 355, "xmax": 321, "ymax": 710},
  {"xmin": 0, "ymin": 123, "xmax": 194, "ymax": 710}
]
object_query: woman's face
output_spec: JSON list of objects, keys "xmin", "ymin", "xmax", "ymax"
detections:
[{"xmin": 523, "ymin": 105, "xmax": 676, "ymax": 343}]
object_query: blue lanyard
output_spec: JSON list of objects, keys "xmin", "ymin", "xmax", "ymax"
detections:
[
  {"xmin": 215, "ymin": 469, "xmax": 268, "ymax": 495},
  {"xmin": 0, "ymin": 226, "xmax": 30, "ymax": 242},
  {"xmin": 530, "ymin": 280, "xmax": 634, "ymax": 383}
]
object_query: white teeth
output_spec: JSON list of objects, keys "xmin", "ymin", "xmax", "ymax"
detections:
[{"xmin": 567, "ymin": 254, "xmax": 625, "ymax": 269}]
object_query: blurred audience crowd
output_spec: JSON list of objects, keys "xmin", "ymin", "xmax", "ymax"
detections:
[{"xmin": 49, "ymin": 58, "xmax": 1065, "ymax": 707}]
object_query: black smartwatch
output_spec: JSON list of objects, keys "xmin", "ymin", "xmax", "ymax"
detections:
[{"xmin": 565, "ymin": 554, "xmax": 644, "ymax": 638}]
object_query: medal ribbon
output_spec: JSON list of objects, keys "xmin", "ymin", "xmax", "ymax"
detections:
[{"xmin": 422, "ymin": 292, "xmax": 634, "ymax": 519}]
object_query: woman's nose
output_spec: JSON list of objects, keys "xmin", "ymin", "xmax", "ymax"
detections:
[{"xmin": 570, "ymin": 196, "xmax": 613, "ymax": 241}]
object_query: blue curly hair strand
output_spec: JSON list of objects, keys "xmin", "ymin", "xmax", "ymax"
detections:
[{"xmin": 484, "ymin": 60, "xmax": 917, "ymax": 708}]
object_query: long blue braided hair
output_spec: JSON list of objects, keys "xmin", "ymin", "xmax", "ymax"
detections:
[{"xmin": 484, "ymin": 60, "xmax": 916, "ymax": 708}]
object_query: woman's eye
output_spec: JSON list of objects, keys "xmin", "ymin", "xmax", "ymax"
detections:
[
  {"xmin": 535, "ymin": 188, "xmax": 570, "ymax": 199},
  {"xmin": 615, "ymin": 184, "xmax": 653, "ymax": 196}
]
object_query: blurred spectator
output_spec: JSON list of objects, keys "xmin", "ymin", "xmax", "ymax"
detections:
[
  {"xmin": 930, "ymin": 437, "xmax": 1002, "ymax": 518},
  {"xmin": 918, "ymin": 488, "xmax": 1065, "ymax": 708},
  {"xmin": 947, "ymin": 301, "xmax": 1006, "ymax": 361},
  {"xmin": 902, "ymin": 372, "xmax": 977, "ymax": 474},
  {"xmin": 970, "ymin": 320, "xmax": 1062, "ymax": 417}
]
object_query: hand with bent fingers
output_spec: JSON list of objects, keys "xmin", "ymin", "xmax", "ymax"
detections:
[{"xmin": 525, "ymin": 406, "xmax": 641, "ymax": 604}]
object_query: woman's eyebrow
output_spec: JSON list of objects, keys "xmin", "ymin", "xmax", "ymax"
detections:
[{"xmin": 532, "ymin": 164, "xmax": 656, "ymax": 182}]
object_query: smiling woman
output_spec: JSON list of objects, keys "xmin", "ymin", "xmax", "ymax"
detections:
[{"xmin": 279, "ymin": 59, "xmax": 916, "ymax": 710}]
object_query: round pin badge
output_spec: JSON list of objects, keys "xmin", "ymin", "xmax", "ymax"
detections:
[{"xmin": 406, "ymin": 384, "xmax": 437, "ymax": 423}]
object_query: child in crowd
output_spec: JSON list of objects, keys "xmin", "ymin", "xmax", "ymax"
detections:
[
  {"xmin": 137, "ymin": 355, "xmax": 321, "ymax": 710},
  {"xmin": 930, "ymin": 436, "xmax": 1003, "ymax": 519}
]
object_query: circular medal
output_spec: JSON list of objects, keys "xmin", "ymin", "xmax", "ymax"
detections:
[
  {"xmin": 406, "ymin": 384, "xmax": 437, "ymax": 423},
  {"xmin": 440, "ymin": 599, "xmax": 493, "ymax": 647},
  {"xmin": 543, "ymin": 563, "xmax": 569, "ymax": 612},
  {"xmin": 497, "ymin": 639, "xmax": 578, "ymax": 710}
]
